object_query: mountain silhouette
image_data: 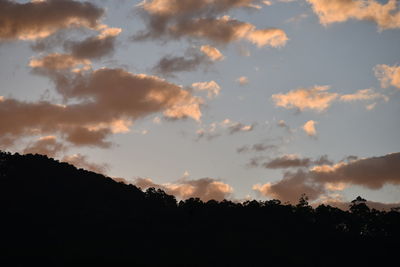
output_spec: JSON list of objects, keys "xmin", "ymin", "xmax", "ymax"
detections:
[{"xmin": 0, "ymin": 151, "xmax": 398, "ymax": 266}]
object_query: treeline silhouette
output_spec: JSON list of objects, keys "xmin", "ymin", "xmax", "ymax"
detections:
[{"xmin": 0, "ymin": 151, "xmax": 399, "ymax": 266}]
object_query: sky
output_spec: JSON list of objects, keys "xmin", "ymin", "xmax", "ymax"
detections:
[{"xmin": 1, "ymin": 0, "xmax": 400, "ymax": 208}]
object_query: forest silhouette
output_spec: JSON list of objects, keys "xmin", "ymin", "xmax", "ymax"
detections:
[{"xmin": 0, "ymin": 151, "xmax": 399, "ymax": 266}]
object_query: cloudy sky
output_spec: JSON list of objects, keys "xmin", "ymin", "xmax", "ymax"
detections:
[{"xmin": 1, "ymin": 0, "xmax": 400, "ymax": 207}]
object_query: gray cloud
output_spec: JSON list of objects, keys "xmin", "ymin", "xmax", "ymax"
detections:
[
  {"xmin": 0, "ymin": 0, "xmax": 104, "ymax": 41},
  {"xmin": 134, "ymin": 0, "xmax": 288, "ymax": 47},
  {"xmin": 64, "ymin": 28, "xmax": 121, "ymax": 60},
  {"xmin": 254, "ymin": 153, "xmax": 400, "ymax": 203},
  {"xmin": 152, "ymin": 49, "xmax": 211, "ymax": 76},
  {"xmin": 263, "ymin": 154, "xmax": 332, "ymax": 169}
]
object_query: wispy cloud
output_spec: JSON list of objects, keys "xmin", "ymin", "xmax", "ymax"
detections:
[{"xmin": 307, "ymin": 0, "xmax": 400, "ymax": 30}]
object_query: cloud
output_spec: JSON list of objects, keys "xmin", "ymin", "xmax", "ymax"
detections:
[
  {"xmin": 311, "ymin": 152, "xmax": 400, "ymax": 190},
  {"xmin": 192, "ymin": 81, "xmax": 221, "ymax": 99},
  {"xmin": 228, "ymin": 122, "xmax": 256, "ymax": 134},
  {"xmin": 23, "ymin": 136, "xmax": 66, "ymax": 158},
  {"xmin": 374, "ymin": 64, "xmax": 400, "ymax": 89},
  {"xmin": 245, "ymin": 27, "xmax": 288, "ymax": 47},
  {"xmin": 254, "ymin": 152, "xmax": 400, "ymax": 203},
  {"xmin": 62, "ymin": 153, "xmax": 109, "ymax": 174},
  {"xmin": 135, "ymin": 1, "xmax": 288, "ymax": 47},
  {"xmin": 138, "ymin": 0, "xmax": 262, "ymax": 16},
  {"xmin": 64, "ymin": 127, "xmax": 112, "ymax": 148},
  {"xmin": 237, "ymin": 76, "xmax": 249, "ymax": 85},
  {"xmin": 340, "ymin": 88, "xmax": 388, "ymax": 102},
  {"xmin": 64, "ymin": 27, "xmax": 122, "ymax": 60},
  {"xmin": 0, "ymin": 0, "xmax": 104, "ymax": 41},
  {"xmin": 272, "ymin": 85, "xmax": 389, "ymax": 112},
  {"xmin": 253, "ymin": 170, "xmax": 325, "ymax": 203},
  {"xmin": 197, "ymin": 119, "xmax": 256, "ymax": 140},
  {"xmin": 306, "ymin": 0, "xmax": 400, "ymax": 30},
  {"xmin": 277, "ymin": 119, "xmax": 292, "ymax": 132},
  {"xmin": 134, "ymin": 177, "xmax": 233, "ymax": 201},
  {"xmin": 1, "ymin": 66, "xmax": 203, "ymax": 148},
  {"xmin": 237, "ymin": 143, "xmax": 278, "ymax": 153},
  {"xmin": 263, "ymin": 154, "xmax": 332, "ymax": 169},
  {"xmin": 200, "ymin": 45, "xmax": 224, "ymax": 61},
  {"xmin": 29, "ymin": 53, "xmax": 91, "ymax": 70},
  {"xmin": 286, "ymin": 13, "xmax": 308, "ymax": 24},
  {"xmin": 303, "ymin": 120, "xmax": 317, "ymax": 136},
  {"xmin": 152, "ymin": 48, "xmax": 212, "ymax": 76},
  {"xmin": 272, "ymin": 85, "xmax": 338, "ymax": 112}
]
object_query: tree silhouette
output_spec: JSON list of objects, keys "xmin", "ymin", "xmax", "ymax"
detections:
[{"xmin": 0, "ymin": 151, "xmax": 398, "ymax": 266}]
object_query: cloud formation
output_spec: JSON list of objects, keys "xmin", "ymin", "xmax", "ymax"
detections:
[
  {"xmin": 1, "ymin": 64, "xmax": 203, "ymax": 148},
  {"xmin": 272, "ymin": 85, "xmax": 388, "ymax": 112},
  {"xmin": 197, "ymin": 119, "xmax": 256, "ymax": 140},
  {"xmin": 374, "ymin": 64, "xmax": 400, "ymax": 89},
  {"xmin": 0, "ymin": 0, "xmax": 104, "ymax": 41},
  {"xmin": 134, "ymin": 177, "xmax": 233, "ymax": 201},
  {"xmin": 23, "ymin": 136, "xmax": 66, "ymax": 158},
  {"xmin": 200, "ymin": 45, "xmax": 224, "ymax": 61},
  {"xmin": 263, "ymin": 154, "xmax": 331, "ymax": 169},
  {"xmin": 307, "ymin": 0, "xmax": 400, "ymax": 30},
  {"xmin": 272, "ymin": 85, "xmax": 338, "ymax": 112},
  {"xmin": 237, "ymin": 76, "xmax": 249, "ymax": 85},
  {"xmin": 62, "ymin": 153, "xmax": 109, "ymax": 174},
  {"xmin": 303, "ymin": 120, "xmax": 317, "ymax": 136},
  {"xmin": 238, "ymin": 143, "xmax": 278, "ymax": 154},
  {"xmin": 192, "ymin": 81, "xmax": 221, "ymax": 99},
  {"xmin": 152, "ymin": 46, "xmax": 219, "ymax": 76},
  {"xmin": 253, "ymin": 170, "xmax": 325, "ymax": 203},
  {"xmin": 254, "ymin": 152, "xmax": 400, "ymax": 203},
  {"xmin": 135, "ymin": 1, "xmax": 288, "ymax": 47},
  {"xmin": 64, "ymin": 27, "xmax": 122, "ymax": 60},
  {"xmin": 340, "ymin": 88, "xmax": 388, "ymax": 102}
]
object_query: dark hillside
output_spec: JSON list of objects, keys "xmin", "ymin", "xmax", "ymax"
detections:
[{"xmin": 0, "ymin": 151, "xmax": 398, "ymax": 266}]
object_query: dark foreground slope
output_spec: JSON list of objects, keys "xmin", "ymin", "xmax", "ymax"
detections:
[{"xmin": 0, "ymin": 152, "xmax": 399, "ymax": 267}]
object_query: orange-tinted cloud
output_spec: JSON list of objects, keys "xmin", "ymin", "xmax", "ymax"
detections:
[
  {"xmin": 134, "ymin": 177, "xmax": 233, "ymax": 201},
  {"xmin": 135, "ymin": 1, "xmax": 288, "ymax": 47},
  {"xmin": 307, "ymin": 0, "xmax": 400, "ymax": 30},
  {"xmin": 253, "ymin": 170, "xmax": 325, "ymax": 203},
  {"xmin": 23, "ymin": 136, "xmax": 66, "ymax": 158},
  {"xmin": 272, "ymin": 85, "xmax": 338, "ymax": 112},
  {"xmin": 311, "ymin": 153, "xmax": 400, "ymax": 190},
  {"xmin": 200, "ymin": 45, "xmax": 224, "ymax": 61},
  {"xmin": 254, "ymin": 152, "xmax": 400, "ymax": 203},
  {"xmin": 1, "ymin": 66, "xmax": 203, "ymax": 148},
  {"xmin": 237, "ymin": 76, "xmax": 249, "ymax": 85},
  {"xmin": 303, "ymin": 120, "xmax": 317, "ymax": 136},
  {"xmin": 273, "ymin": 85, "xmax": 389, "ymax": 112},
  {"xmin": 29, "ymin": 53, "xmax": 91, "ymax": 70},
  {"xmin": 0, "ymin": 0, "xmax": 104, "ymax": 41},
  {"xmin": 192, "ymin": 81, "xmax": 221, "ymax": 99},
  {"xmin": 340, "ymin": 88, "xmax": 388, "ymax": 102},
  {"xmin": 62, "ymin": 153, "xmax": 109, "ymax": 174},
  {"xmin": 374, "ymin": 64, "xmax": 400, "ymax": 89}
]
